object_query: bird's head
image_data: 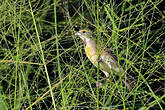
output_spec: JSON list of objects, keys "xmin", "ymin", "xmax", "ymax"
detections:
[{"xmin": 75, "ymin": 29, "xmax": 93, "ymax": 42}]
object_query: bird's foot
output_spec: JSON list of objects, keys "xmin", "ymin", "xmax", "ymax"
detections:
[{"xmin": 96, "ymin": 78, "xmax": 107, "ymax": 87}]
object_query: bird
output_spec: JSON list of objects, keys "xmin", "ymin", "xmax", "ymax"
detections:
[{"xmin": 75, "ymin": 29, "xmax": 135, "ymax": 89}]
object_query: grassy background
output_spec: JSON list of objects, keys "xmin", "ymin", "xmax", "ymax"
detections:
[{"xmin": 0, "ymin": 0, "xmax": 164, "ymax": 110}]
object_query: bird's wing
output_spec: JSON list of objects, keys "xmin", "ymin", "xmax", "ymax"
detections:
[
  {"xmin": 95, "ymin": 41, "xmax": 123, "ymax": 73},
  {"xmin": 100, "ymin": 49, "xmax": 123, "ymax": 73}
]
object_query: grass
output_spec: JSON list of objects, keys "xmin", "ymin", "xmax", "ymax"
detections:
[{"xmin": 0, "ymin": 0, "xmax": 164, "ymax": 110}]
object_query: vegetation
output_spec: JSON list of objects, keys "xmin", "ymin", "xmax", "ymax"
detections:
[{"xmin": 0, "ymin": 0, "xmax": 164, "ymax": 110}]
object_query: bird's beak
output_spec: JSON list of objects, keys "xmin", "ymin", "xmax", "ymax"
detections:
[
  {"xmin": 75, "ymin": 32, "xmax": 84, "ymax": 40},
  {"xmin": 75, "ymin": 32, "xmax": 81, "ymax": 36}
]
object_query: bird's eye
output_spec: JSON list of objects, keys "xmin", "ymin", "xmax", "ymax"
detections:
[{"xmin": 82, "ymin": 31, "xmax": 86, "ymax": 33}]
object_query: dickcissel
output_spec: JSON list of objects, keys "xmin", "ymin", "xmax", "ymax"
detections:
[{"xmin": 75, "ymin": 29, "xmax": 135, "ymax": 89}]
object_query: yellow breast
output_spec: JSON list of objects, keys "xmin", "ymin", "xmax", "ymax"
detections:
[{"xmin": 84, "ymin": 45, "xmax": 98, "ymax": 64}]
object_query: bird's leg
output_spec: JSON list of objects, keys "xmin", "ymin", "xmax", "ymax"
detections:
[
  {"xmin": 96, "ymin": 76, "xmax": 111, "ymax": 87},
  {"xmin": 96, "ymin": 58, "xmax": 110, "ymax": 87},
  {"xmin": 96, "ymin": 77, "xmax": 107, "ymax": 87},
  {"xmin": 96, "ymin": 58, "xmax": 103, "ymax": 87},
  {"xmin": 96, "ymin": 70, "xmax": 110, "ymax": 87}
]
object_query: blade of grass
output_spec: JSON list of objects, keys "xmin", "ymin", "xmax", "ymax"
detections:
[{"xmin": 28, "ymin": 0, "xmax": 56, "ymax": 109}]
